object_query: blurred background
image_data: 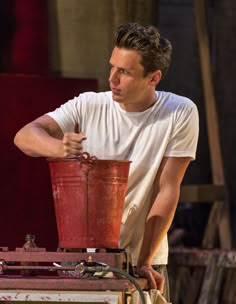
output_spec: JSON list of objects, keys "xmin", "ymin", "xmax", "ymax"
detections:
[{"xmin": 0, "ymin": 0, "xmax": 236, "ymax": 284}]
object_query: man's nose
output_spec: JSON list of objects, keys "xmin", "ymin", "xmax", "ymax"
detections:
[{"xmin": 109, "ymin": 68, "xmax": 119, "ymax": 84}]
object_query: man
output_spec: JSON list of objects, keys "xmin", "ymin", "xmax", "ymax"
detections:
[{"xmin": 14, "ymin": 22, "xmax": 199, "ymax": 300}]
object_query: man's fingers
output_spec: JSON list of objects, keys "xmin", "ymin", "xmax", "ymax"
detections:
[
  {"xmin": 154, "ymin": 273, "xmax": 164, "ymax": 293},
  {"xmin": 143, "ymin": 271, "xmax": 157, "ymax": 289},
  {"xmin": 137, "ymin": 267, "xmax": 158, "ymax": 289},
  {"xmin": 73, "ymin": 124, "xmax": 87, "ymax": 141},
  {"xmin": 136, "ymin": 265, "xmax": 165, "ymax": 292},
  {"xmin": 74, "ymin": 123, "xmax": 79, "ymax": 133},
  {"xmin": 62, "ymin": 130, "xmax": 87, "ymax": 157},
  {"xmin": 148, "ymin": 272, "xmax": 164, "ymax": 291},
  {"xmin": 149, "ymin": 277, "xmax": 157, "ymax": 290},
  {"xmin": 63, "ymin": 132, "xmax": 86, "ymax": 143}
]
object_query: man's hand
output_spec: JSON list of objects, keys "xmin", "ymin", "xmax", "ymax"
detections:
[
  {"xmin": 62, "ymin": 131, "xmax": 87, "ymax": 157},
  {"xmin": 60, "ymin": 123, "xmax": 87, "ymax": 157},
  {"xmin": 14, "ymin": 116, "xmax": 87, "ymax": 158},
  {"xmin": 136, "ymin": 264, "xmax": 165, "ymax": 292}
]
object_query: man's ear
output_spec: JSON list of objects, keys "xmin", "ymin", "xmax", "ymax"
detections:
[{"xmin": 149, "ymin": 70, "xmax": 162, "ymax": 86}]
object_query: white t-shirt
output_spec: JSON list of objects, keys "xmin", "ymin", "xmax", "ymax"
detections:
[{"xmin": 47, "ymin": 91, "xmax": 199, "ymax": 265}]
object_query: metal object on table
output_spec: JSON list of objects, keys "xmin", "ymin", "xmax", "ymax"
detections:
[
  {"xmin": 0, "ymin": 246, "xmax": 147, "ymax": 303},
  {"xmin": 0, "ymin": 290, "xmax": 122, "ymax": 304}
]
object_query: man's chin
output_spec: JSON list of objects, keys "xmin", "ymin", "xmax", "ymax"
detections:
[{"xmin": 111, "ymin": 93, "xmax": 123, "ymax": 103}]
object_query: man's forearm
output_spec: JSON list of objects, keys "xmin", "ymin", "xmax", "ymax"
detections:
[
  {"xmin": 137, "ymin": 190, "xmax": 179, "ymax": 267},
  {"xmin": 14, "ymin": 124, "xmax": 63, "ymax": 157}
]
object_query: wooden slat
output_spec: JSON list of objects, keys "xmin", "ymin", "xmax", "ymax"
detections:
[
  {"xmin": 194, "ymin": 0, "xmax": 224, "ymax": 183},
  {"xmin": 202, "ymin": 200, "xmax": 225, "ymax": 248},
  {"xmin": 221, "ymin": 269, "xmax": 236, "ymax": 304},
  {"xmin": 194, "ymin": 0, "xmax": 232, "ymax": 249},
  {"xmin": 197, "ymin": 255, "xmax": 218, "ymax": 304},
  {"xmin": 211, "ymin": 254, "xmax": 226, "ymax": 304},
  {"xmin": 169, "ymin": 248, "xmax": 236, "ymax": 303},
  {"xmin": 179, "ymin": 184, "xmax": 226, "ymax": 202},
  {"xmin": 176, "ymin": 267, "xmax": 191, "ymax": 304},
  {"xmin": 169, "ymin": 248, "xmax": 211, "ymax": 266},
  {"xmin": 184, "ymin": 268, "xmax": 205, "ymax": 304}
]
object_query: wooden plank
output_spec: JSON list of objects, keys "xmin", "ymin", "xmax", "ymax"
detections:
[
  {"xmin": 0, "ymin": 290, "xmax": 122, "ymax": 303},
  {"xmin": 194, "ymin": 0, "xmax": 224, "ymax": 184},
  {"xmin": 202, "ymin": 201, "xmax": 225, "ymax": 248},
  {"xmin": 169, "ymin": 248, "xmax": 236, "ymax": 303},
  {"xmin": 184, "ymin": 267, "xmax": 205, "ymax": 304},
  {"xmin": 221, "ymin": 269, "xmax": 236, "ymax": 304},
  {"xmin": 0, "ymin": 277, "xmax": 148, "ymax": 292},
  {"xmin": 176, "ymin": 267, "xmax": 191, "ymax": 304},
  {"xmin": 179, "ymin": 184, "xmax": 226, "ymax": 202},
  {"xmin": 169, "ymin": 248, "xmax": 236, "ymax": 267},
  {"xmin": 194, "ymin": 0, "xmax": 232, "ymax": 249},
  {"xmin": 197, "ymin": 255, "xmax": 218, "ymax": 304},
  {"xmin": 169, "ymin": 248, "xmax": 212, "ymax": 266},
  {"xmin": 211, "ymin": 256, "xmax": 226, "ymax": 304},
  {"xmin": 221, "ymin": 269, "xmax": 233, "ymax": 304},
  {"xmin": 169, "ymin": 266, "xmax": 191, "ymax": 304}
]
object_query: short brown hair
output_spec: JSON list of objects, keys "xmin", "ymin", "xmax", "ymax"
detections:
[{"xmin": 114, "ymin": 22, "xmax": 172, "ymax": 78}]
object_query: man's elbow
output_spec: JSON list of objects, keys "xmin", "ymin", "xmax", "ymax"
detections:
[
  {"xmin": 14, "ymin": 130, "xmax": 23, "ymax": 150},
  {"xmin": 14, "ymin": 129, "xmax": 36, "ymax": 157}
]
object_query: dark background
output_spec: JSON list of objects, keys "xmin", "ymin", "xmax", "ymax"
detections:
[{"xmin": 158, "ymin": 1, "xmax": 236, "ymax": 247}]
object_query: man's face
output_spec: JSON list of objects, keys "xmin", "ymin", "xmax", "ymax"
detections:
[{"xmin": 109, "ymin": 47, "xmax": 154, "ymax": 111}]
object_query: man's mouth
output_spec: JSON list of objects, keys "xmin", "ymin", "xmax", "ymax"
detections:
[{"xmin": 111, "ymin": 87, "xmax": 121, "ymax": 95}]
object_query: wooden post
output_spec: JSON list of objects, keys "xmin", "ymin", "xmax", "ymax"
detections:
[{"xmin": 194, "ymin": 0, "xmax": 232, "ymax": 249}]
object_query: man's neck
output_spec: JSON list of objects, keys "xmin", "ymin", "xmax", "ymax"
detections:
[{"xmin": 119, "ymin": 93, "xmax": 157, "ymax": 112}]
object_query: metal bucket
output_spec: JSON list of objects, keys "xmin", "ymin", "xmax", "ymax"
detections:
[{"xmin": 47, "ymin": 153, "xmax": 131, "ymax": 249}]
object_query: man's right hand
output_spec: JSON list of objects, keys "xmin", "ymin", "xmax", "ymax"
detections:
[
  {"xmin": 62, "ymin": 131, "xmax": 87, "ymax": 157},
  {"xmin": 14, "ymin": 115, "xmax": 87, "ymax": 158}
]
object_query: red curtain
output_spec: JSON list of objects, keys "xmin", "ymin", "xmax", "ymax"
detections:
[
  {"xmin": 9, "ymin": 0, "xmax": 49, "ymax": 74},
  {"xmin": 1, "ymin": 74, "xmax": 97, "ymax": 250}
]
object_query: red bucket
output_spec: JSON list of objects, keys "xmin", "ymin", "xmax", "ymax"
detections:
[{"xmin": 47, "ymin": 153, "xmax": 131, "ymax": 249}]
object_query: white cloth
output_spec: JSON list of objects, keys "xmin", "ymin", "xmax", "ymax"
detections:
[
  {"xmin": 47, "ymin": 90, "xmax": 199, "ymax": 265},
  {"xmin": 131, "ymin": 289, "xmax": 171, "ymax": 304}
]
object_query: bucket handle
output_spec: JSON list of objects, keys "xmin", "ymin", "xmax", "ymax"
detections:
[
  {"xmin": 78, "ymin": 152, "xmax": 97, "ymax": 164},
  {"xmin": 77, "ymin": 152, "xmax": 98, "ymax": 176}
]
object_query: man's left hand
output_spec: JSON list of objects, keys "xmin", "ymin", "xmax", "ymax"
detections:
[{"xmin": 136, "ymin": 264, "xmax": 164, "ymax": 291}]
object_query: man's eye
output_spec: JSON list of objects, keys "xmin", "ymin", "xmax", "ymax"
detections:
[{"xmin": 119, "ymin": 69, "xmax": 128, "ymax": 74}]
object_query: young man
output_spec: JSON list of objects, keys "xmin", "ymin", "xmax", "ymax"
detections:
[{"xmin": 14, "ymin": 22, "xmax": 199, "ymax": 300}]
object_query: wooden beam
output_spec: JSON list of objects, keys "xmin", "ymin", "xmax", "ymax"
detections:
[
  {"xmin": 169, "ymin": 248, "xmax": 236, "ymax": 303},
  {"xmin": 194, "ymin": 0, "xmax": 232, "ymax": 249},
  {"xmin": 169, "ymin": 248, "xmax": 236, "ymax": 268},
  {"xmin": 180, "ymin": 184, "xmax": 226, "ymax": 203}
]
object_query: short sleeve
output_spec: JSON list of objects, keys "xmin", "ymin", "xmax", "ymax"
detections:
[
  {"xmin": 46, "ymin": 96, "xmax": 81, "ymax": 133},
  {"xmin": 164, "ymin": 102, "xmax": 199, "ymax": 159}
]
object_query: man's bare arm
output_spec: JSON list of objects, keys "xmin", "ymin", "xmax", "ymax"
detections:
[
  {"xmin": 14, "ymin": 115, "xmax": 86, "ymax": 157},
  {"xmin": 136, "ymin": 156, "xmax": 192, "ymax": 290}
]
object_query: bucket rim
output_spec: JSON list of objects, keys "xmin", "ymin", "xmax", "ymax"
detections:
[{"xmin": 46, "ymin": 157, "xmax": 132, "ymax": 164}]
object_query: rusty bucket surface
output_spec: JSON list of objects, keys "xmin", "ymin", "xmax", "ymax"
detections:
[{"xmin": 47, "ymin": 153, "xmax": 131, "ymax": 249}]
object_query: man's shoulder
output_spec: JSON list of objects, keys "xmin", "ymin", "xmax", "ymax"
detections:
[
  {"xmin": 157, "ymin": 91, "xmax": 197, "ymax": 111},
  {"xmin": 79, "ymin": 91, "xmax": 111, "ymax": 100},
  {"xmin": 74, "ymin": 91, "xmax": 112, "ymax": 107}
]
